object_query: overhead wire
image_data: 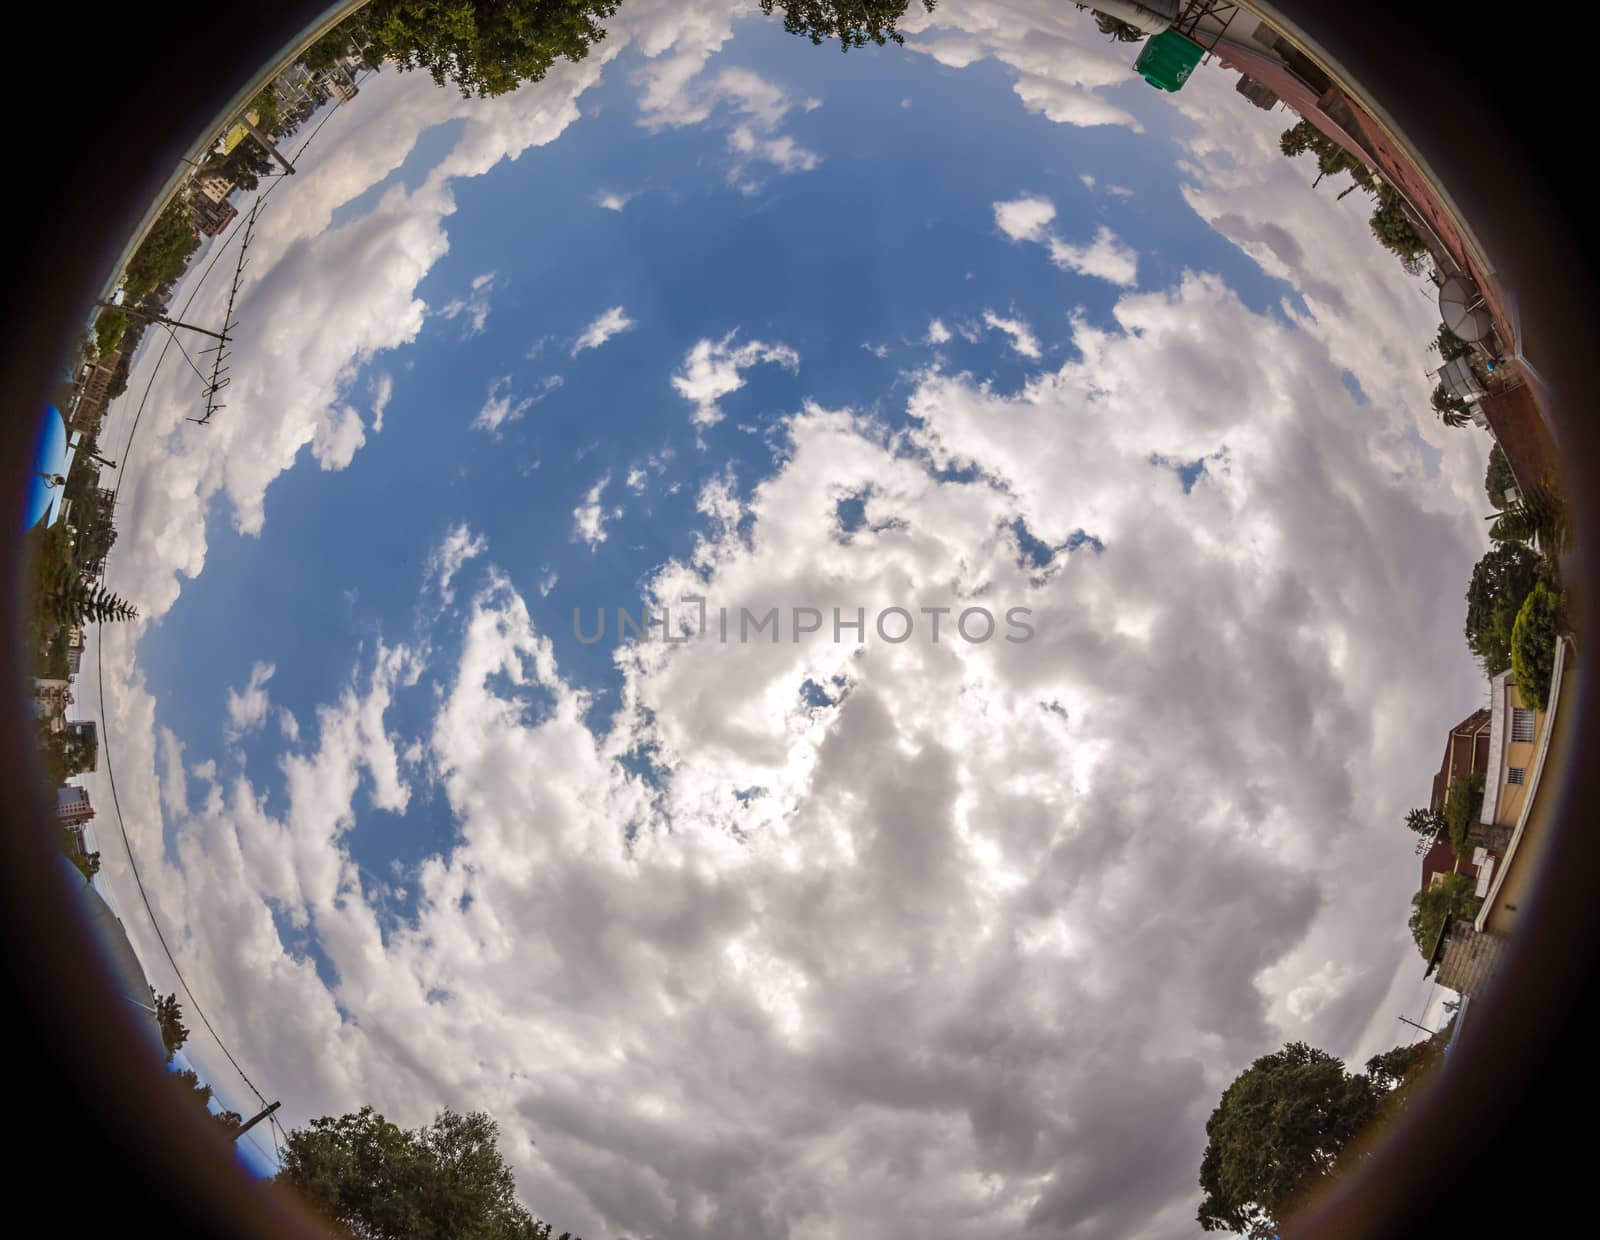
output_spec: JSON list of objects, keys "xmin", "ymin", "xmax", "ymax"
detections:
[{"xmin": 89, "ymin": 67, "xmax": 378, "ymax": 1163}]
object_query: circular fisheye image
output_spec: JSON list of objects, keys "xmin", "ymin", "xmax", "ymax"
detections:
[{"xmin": 8, "ymin": 2, "xmax": 1588, "ymax": 1237}]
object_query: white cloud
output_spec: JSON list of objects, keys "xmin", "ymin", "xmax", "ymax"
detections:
[
  {"xmin": 312, "ymin": 403, "xmax": 367, "ymax": 470},
  {"xmin": 994, "ymin": 193, "xmax": 1139, "ymax": 286},
  {"xmin": 983, "ymin": 309, "xmax": 1043, "ymax": 359},
  {"xmin": 83, "ymin": 8, "xmax": 1501, "ymax": 1239},
  {"xmin": 594, "ymin": 189, "xmax": 636, "ymax": 211},
  {"xmin": 437, "ymin": 270, "xmax": 498, "ymax": 336},
  {"xmin": 158, "ymin": 726, "xmax": 188, "ymax": 820},
  {"xmin": 994, "ymin": 193, "xmax": 1057, "ymax": 244},
  {"xmin": 672, "ymin": 331, "xmax": 800, "ymax": 427},
  {"xmin": 571, "ymin": 305, "xmax": 636, "ymax": 356},
  {"xmin": 900, "ymin": 2, "xmax": 1148, "ymax": 130},
  {"xmin": 926, "ymin": 318, "xmax": 953, "ymax": 345},
  {"xmin": 369, "ymin": 371, "xmax": 394, "ymax": 432},
  {"xmin": 472, "ymin": 375, "xmax": 536, "ymax": 433},
  {"xmin": 639, "ymin": 60, "xmax": 821, "ymax": 189},
  {"xmin": 426, "ymin": 523, "xmax": 488, "ymax": 604},
  {"xmin": 224, "ymin": 662, "xmax": 275, "ymax": 742},
  {"xmin": 572, "ymin": 474, "xmax": 621, "ymax": 548}
]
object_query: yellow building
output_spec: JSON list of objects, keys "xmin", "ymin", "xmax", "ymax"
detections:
[{"xmin": 1475, "ymin": 668, "xmax": 1548, "ymax": 866}]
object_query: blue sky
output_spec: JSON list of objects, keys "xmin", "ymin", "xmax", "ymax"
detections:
[{"xmin": 84, "ymin": 5, "xmax": 1494, "ymax": 1236}]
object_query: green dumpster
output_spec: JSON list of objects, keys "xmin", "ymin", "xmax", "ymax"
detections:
[{"xmin": 1135, "ymin": 29, "xmax": 1204, "ymax": 92}]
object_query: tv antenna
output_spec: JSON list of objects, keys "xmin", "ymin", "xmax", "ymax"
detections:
[{"xmin": 190, "ymin": 196, "xmax": 263, "ymax": 425}]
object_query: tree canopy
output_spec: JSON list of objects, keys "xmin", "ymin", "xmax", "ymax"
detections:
[
  {"xmin": 174, "ymin": 1068, "xmax": 244, "ymax": 1135},
  {"xmin": 360, "ymin": 0, "xmax": 621, "ymax": 97},
  {"xmin": 1463, "ymin": 541, "xmax": 1543, "ymax": 675},
  {"xmin": 39, "ymin": 560, "xmax": 139, "ymax": 626},
  {"xmin": 1484, "ymin": 442, "xmax": 1516, "ymax": 510},
  {"xmin": 1489, "ymin": 476, "xmax": 1569, "ymax": 559},
  {"xmin": 1197, "ymin": 1041, "xmax": 1382, "ymax": 1237},
  {"xmin": 1429, "ymin": 382, "xmax": 1472, "ymax": 428},
  {"xmin": 154, "ymin": 992, "xmax": 190, "ymax": 1063},
  {"xmin": 1368, "ymin": 184, "xmax": 1427, "ymax": 267},
  {"xmin": 1511, "ymin": 582, "xmax": 1564, "ymax": 711},
  {"xmin": 276, "ymin": 1106, "xmax": 579, "ymax": 1239},
  {"xmin": 1402, "ymin": 805, "xmax": 1447, "ymax": 851},
  {"xmin": 759, "ymin": 0, "xmax": 936, "ymax": 51},
  {"xmin": 1278, "ymin": 119, "xmax": 1372, "ymax": 190},
  {"xmin": 1440, "ymin": 769, "xmax": 1485, "ymax": 859},
  {"xmin": 123, "ymin": 202, "xmax": 201, "ymax": 302},
  {"xmin": 1409, "ymin": 870, "xmax": 1480, "ymax": 957}
]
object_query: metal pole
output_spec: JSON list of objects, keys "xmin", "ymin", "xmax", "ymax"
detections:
[{"xmin": 96, "ymin": 300, "xmax": 230, "ymax": 343}]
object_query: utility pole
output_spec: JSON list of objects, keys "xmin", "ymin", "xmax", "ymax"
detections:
[
  {"xmin": 96, "ymin": 300, "xmax": 229, "ymax": 343},
  {"xmin": 238, "ymin": 116, "xmax": 295, "ymax": 176},
  {"xmin": 233, "ymin": 1100, "xmax": 281, "ymax": 1142}
]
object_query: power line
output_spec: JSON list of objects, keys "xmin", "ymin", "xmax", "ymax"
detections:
[{"xmin": 89, "ymin": 71, "xmax": 375, "ymax": 1159}]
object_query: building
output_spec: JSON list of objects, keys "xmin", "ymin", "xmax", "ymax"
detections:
[
  {"xmin": 63, "ymin": 721, "xmax": 99, "ymax": 774},
  {"xmin": 1476, "ymin": 668, "xmax": 1546, "ymax": 850},
  {"xmin": 66, "ymin": 626, "xmax": 85, "ymax": 676},
  {"xmin": 70, "ymin": 349, "xmax": 122, "ymax": 436},
  {"xmin": 1429, "ymin": 707, "xmax": 1491, "ymax": 813},
  {"xmin": 191, "ymin": 170, "xmax": 234, "ymax": 205},
  {"xmin": 192, "ymin": 194, "xmax": 238, "ymax": 238},
  {"xmin": 1427, "ymin": 640, "xmax": 1579, "ymax": 996},
  {"xmin": 1417, "ymin": 706, "xmax": 1492, "ymax": 893},
  {"xmin": 1234, "ymin": 75, "xmax": 1278, "ymax": 110},
  {"xmin": 57, "ymin": 785, "xmax": 95, "ymax": 826},
  {"xmin": 31, "ymin": 679, "xmax": 73, "ymax": 732}
]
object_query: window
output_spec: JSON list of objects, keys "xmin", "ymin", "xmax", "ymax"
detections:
[
  {"xmin": 1508, "ymin": 766, "xmax": 1526, "ymax": 786},
  {"xmin": 1511, "ymin": 707, "xmax": 1535, "ymax": 743}
]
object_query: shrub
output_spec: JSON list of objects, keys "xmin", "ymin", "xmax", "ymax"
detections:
[
  {"xmin": 1442, "ymin": 770, "xmax": 1485, "ymax": 859},
  {"xmin": 1511, "ymin": 583, "xmax": 1565, "ymax": 710}
]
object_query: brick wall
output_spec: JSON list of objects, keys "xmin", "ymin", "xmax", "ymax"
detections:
[{"xmin": 1436, "ymin": 922, "xmax": 1509, "ymax": 997}]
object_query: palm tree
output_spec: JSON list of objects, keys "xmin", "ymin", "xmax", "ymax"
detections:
[
  {"xmin": 1489, "ymin": 477, "xmax": 1568, "ymax": 558},
  {"xmin": 1430, "ymin": 383, "xmax": 1472, "ymax": 428}
]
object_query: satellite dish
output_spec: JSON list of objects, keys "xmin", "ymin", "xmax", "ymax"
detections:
[{"xmin": 1438, "ymin": 275, "xmax": 1491, "ymax": 342}]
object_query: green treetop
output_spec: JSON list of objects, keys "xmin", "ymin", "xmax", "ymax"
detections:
[{"xmin": 276, "ymin": 1106, "xmax": 580, "ymax": 1239}]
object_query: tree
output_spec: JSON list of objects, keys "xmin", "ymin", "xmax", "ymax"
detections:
[
  {"xmin": 1484, "ymin": 442, "xmax": 1517, "ymax": 510},
  {"xmin": 1511, "ymin": 582, "xmax": 1565, "ymax": 711},
  {"xmin": 1489, "ymin": 476, "xmax": 1569, "ymax": 559},
  {"xmin": 174, "ymin": 1068, "xmax": 244, "ymax": 1135},
  {"xmin": 1440, "ymin": 769, "xmax": 1485, "ymax": 859},
  {"xmin": 1409, "ymin": 870, "xmax": 1480, "ymax": 957},
  {"xmin": 1429, "ymin": 382, "xmax": 1472, "ymax": 428},
  {"xmin": 123, "ymin": 201, "xmax": 201, "ymax": 301},
  {"xmin": 360, "ymin": 0, "xmax": 621, "ymax": 97},
  {"xmin": 1434, "ymin": 322, "xmax": 1472, "ymax": 361},
  {"xmin": 1403, "ymin": 806, "xmax": 1446, "ymax": 852},
  {"xmin": 1463, "ymin": 541, "xmax": 1542, "ymax": 675},
  {"xmin": 759, "ymin": 0, "xmax": 936, "ymax": 51},
  {"xmin": 40, "ymin": 561, "xmax": 139, "ymax": 626},
  {"xmin": 1364, "ymin": 1041, "xmax": 1432, "ymax": 1091},
  {"xmin": 1197, "ymin": 1042, "xmax": 1382, "ymax": 1237},
  {"xmin": 153, "ymin": 992, "xmax": 190, "ymax": 1063},
  {"xmin": 277, "ymin": 1106, "xmax": 579, "ymax": 1240},
  {"xmin": 1277, "ymin": 120, "xmax": 1373, "ymax": 191},
  {"xmin": 1368, "ymin": 184, "xmax": 1427, "ymax": 266},
  {"xmin": 58, "ymin": 825, "xmax": 101, "ymax": 883},
  {"xmin": 95, "ymin": 308, "xmax": 128, "ymax": 356},
  {"xmin": 1074, "ymin": 6, "xmax": 1145, "ymax": 41}
]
